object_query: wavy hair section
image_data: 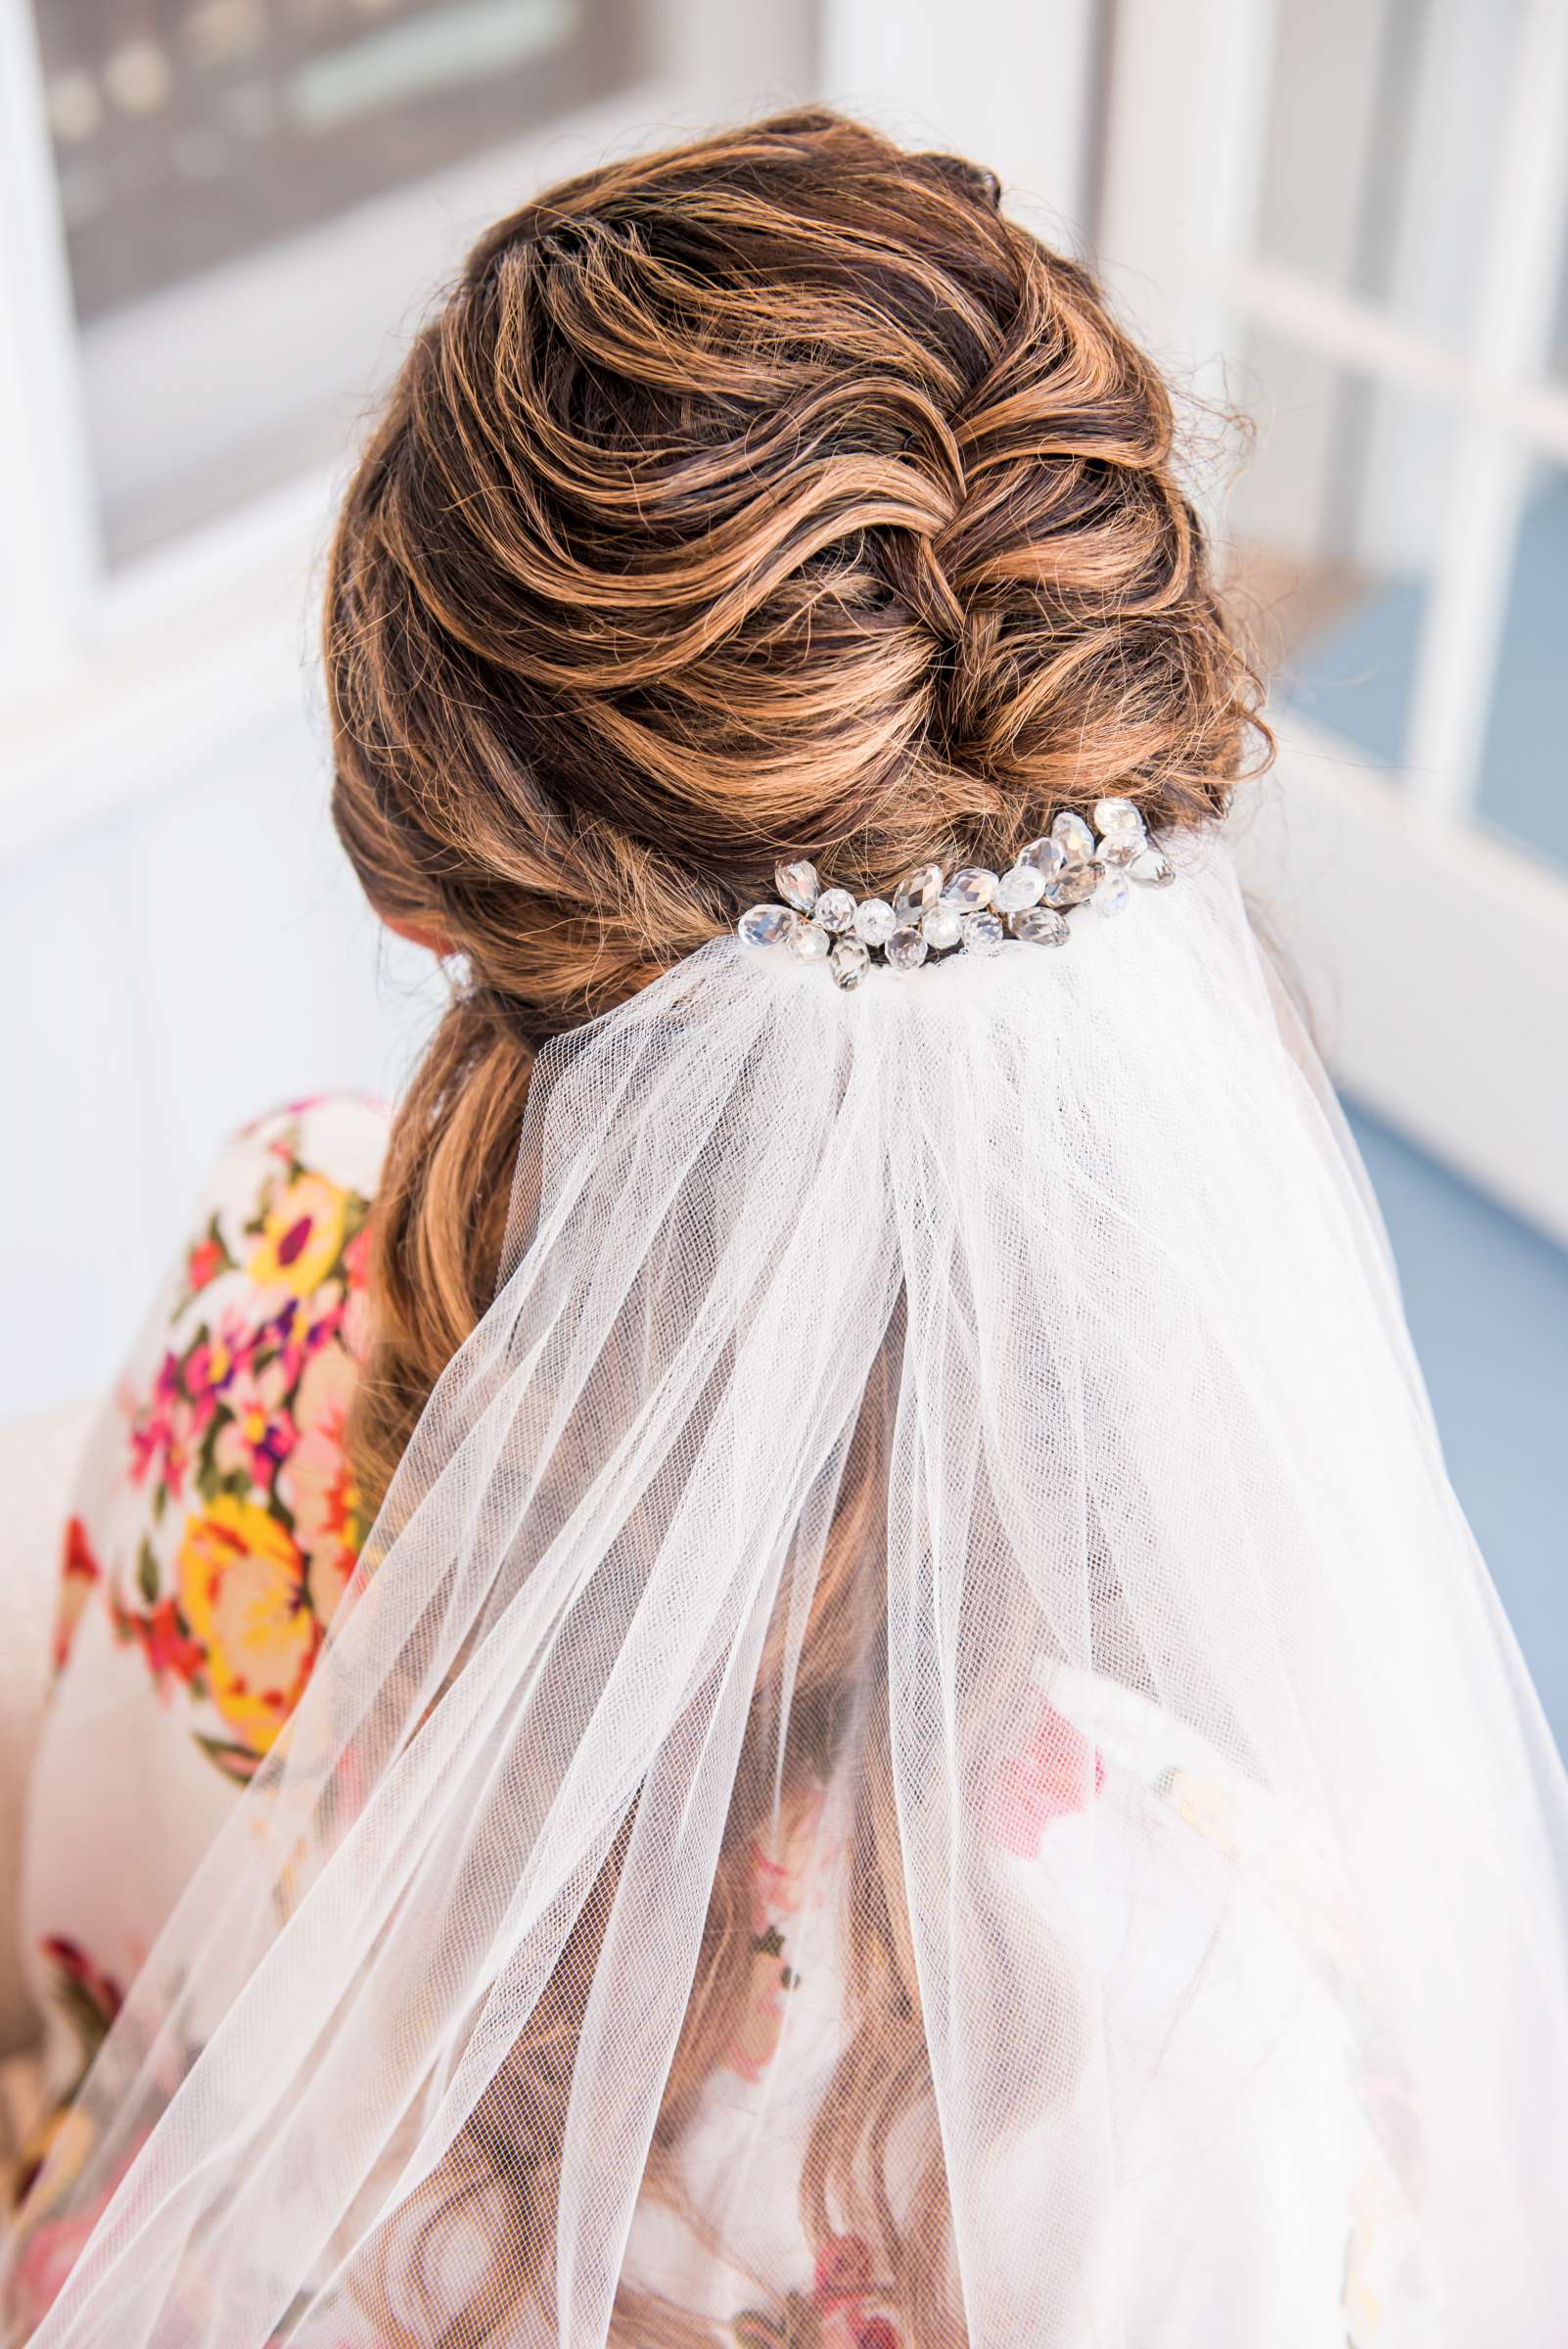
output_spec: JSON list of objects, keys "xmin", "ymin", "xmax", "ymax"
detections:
[{"xmin": 324, "ymin": 108, "xmax": 1268, "ymax": 2344}]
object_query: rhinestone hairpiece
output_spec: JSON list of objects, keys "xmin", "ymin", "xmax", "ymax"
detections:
[{"xmin": 736, "ymin": 801, "xmax": 1175, "ymax": 990}]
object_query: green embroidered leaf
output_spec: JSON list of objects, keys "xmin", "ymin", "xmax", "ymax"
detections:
[
  {"xmin": 730, "ymin": 2296, "xmax": 821, "ymax": 2349},
  {"xmin": 151, "ymin": 1481, "xmax": 166, "ymax": 1525},
  {"xmin": 51, "ymin": 1976, "xmax": 117, "ymax": 2067},
  {"xmin": 136, "ymin": 1539, "xmax": 160, "ymax": 1605},
  {"xmin": 193, "ymin": 1734, "xmax": 263, "ymax": 1786}
]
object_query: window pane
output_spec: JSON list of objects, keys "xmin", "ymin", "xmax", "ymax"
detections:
[
  {"xmin": 29, "ymin": 0, "xmax": 678, "ymax": 563},
  {"xmin": 1255, "ymin": 0, "xmax": 1519, "ymax": 350},
  {"xmin": 36, "ymin": 0, "xmax": 645, "ymax": 322},
  {"xmin": 1474, "ymin": 459, "xmax": 1568, "ymax": 873},
  {"xmin": 1225, "ymin": 327, "xmax": 1454, "ymax": 767}
]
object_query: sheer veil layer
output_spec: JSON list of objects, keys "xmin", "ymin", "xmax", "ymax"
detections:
[{"xmin": 9, "ymin": 839, "xmax": 1568, "ymax": 2346}]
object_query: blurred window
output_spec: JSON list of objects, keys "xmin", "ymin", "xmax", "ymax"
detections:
[
  {"xmin": 1475, "ymin": 457, "xmax": 1568, "ymax": 872},
  {"xmin": 27, "ymin": 0, "xmax": 646, "ymax": 558},
  {"xmin": 38, "ymin": 0, "xmax": 639, "ymax": 318},
  {"xmin": 1253, "ymin": 0, "xmax": 1510, "ymax": 351},
  {"xmin": 1097, "ymin": 0, "xmax": 1568, "ymax": 1238},
  {"xmin": 1227, "ymin": 330, "xmax": 1455, "ymax": 772},
  {"xmin": 1230, "ymin": 0, "xmax": 1568, "ymax": 879}
]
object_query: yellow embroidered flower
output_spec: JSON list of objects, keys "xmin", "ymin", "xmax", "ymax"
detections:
[
  {"xmin": 246, "ymin": 1171, "xmax": 349, "ymax": 1298},
  {"xmin": 176, "ymin": 1495, "xmax": 319, "ymax": 1756}
]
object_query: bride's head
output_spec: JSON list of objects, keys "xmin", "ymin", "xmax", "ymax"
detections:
[
  {"xmin": 323, "ymin": 111, "xmax": 1265, "ymax": 2338},
  {"xmin": 327, "ymin": 110, "xmax": 1261, "ymax": 1488},
  {"xmin": 328, "ymin": 110, "xmax": 1259, "ymax": 1012}
]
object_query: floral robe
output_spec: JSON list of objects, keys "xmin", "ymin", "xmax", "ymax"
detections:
[{"xmin": 11, "ymin": 1099, "xmax": 1430, "ymax": 2346}]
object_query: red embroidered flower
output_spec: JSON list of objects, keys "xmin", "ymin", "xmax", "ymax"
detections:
[
  {"xmin": 853, "ymin": 2323, "xmax": 900, "ymax": 2349},
  {"xmin": 813, "ymin": 2235, "xmax": 875, "ymax": 2303},
  {"xmin": 988, "ymin": 1699, "xmax": 1106, "ymax": 1856},
  {"xmin": 39, "ymin": 1936, "xmax": 123, "ymax": 2033},
  {"xmin": 186, "ymin": 1236, "xmax": 224, "ymax": 1292},
  {"xmin": 53, "ymin": 1519, "xmax": 101, "ymax": 1673},
  {"xmin": 112, "ymin": 1595, "xmax": 205, "ymax": 1691}
]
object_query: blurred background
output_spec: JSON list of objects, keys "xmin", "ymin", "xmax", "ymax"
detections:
[{"xmin": 1, "ymin": 0, "xmax": 1564, "ymax": 1725}]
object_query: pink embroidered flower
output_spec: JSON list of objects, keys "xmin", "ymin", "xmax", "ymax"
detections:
[
  {"xmin": 183, "ymin": 1311, "xmax": 253, "ymax": 1411},
  {"xmin": 128, "ymin": 1397, "xmax": 191, "ymax": 1499},
  {"xmin": 271, "ymin": 1285, "xmax": 346, "ymax": 1391},
  {"xmin": 128, "ymin": 1352, "xmax": 185, "ymax": 1491},
  {"xmin": 810, "ymin": 2236, "xmax": 900, "ymax": 2349},
  {"xmin": 213, "ymin": 1355, "xmax": 297, "ymax": 1487},
  {"xmin": 988, "ymin": 1699, "xmax": 1106, "ymax": 1857},
  {"xmin": 726, "ymin": 1785, "xmax": 829, "ymax": 2083},
  {"xmin": 12, "ymin": 2205, "xmax": 102, "ymax": 2323}
]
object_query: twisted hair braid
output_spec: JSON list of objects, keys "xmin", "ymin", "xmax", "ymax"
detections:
[{"xmin": 325, "ymin": 108, "xmax": 1268, "ymax": 2345}]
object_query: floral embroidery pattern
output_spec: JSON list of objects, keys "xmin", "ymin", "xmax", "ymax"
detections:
[
  {"xmin": 36, "ymin": 1938, "xmax": 122, "ymax": 2090},
  {"xmin": 732, "ymin": 2234, "xmax": 901, "ymax": 2349},
  {"xmin": 1149, "ymin": 1760, "xmax": 1433, "ymax": 2339},
  {"xmin": 6, "ymin": 1937, "xmax": 125, "ymax": 2267},
  {"xmin": 987, "ymin": 1697, "xmax": 1106, "ymax": 1856},
  {"xmin": 726, "ymin": 1785, "xmax": 830, "ymax": 2084},
  {"xmin": 101, "ymin": 1111, "xmax": 375, "ymax": 1782},
  {"xmin": 53, "ymin": 1519, "xmax": 101, "ymax": 1676}
]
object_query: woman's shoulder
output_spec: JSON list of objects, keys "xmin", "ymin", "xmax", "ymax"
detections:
[
  {"xmin": 52, "ymin": 1092, "xmax": 391, "ymax": 1773},
  {"xmin": 156, "ymin": 1090, "xmax": 391, "ymax": 1415},
  {"xmin": 221, "ymin": 1091, "xmax": 392, "ymax": 1223}
]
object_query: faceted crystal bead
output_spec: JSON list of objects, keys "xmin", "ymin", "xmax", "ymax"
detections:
[
  {"xmin": 886, "ymin": 925, "xmax": 929, "ymax": 973},
  {"xmin": 737, "ymin": 903, "xmax": 798, "ymax": 947},
  {"xmin": 961, "ymin": 909, "xmax": 1005, "ymax": 957},
  {"xmin": 789, "ymin": 918, "xmax": 832, "ymax": 962},
  {"xmin": 831, "ymin": 937, "xmax": 870, "ymax": 990},
  {"xmin": 1130, "ymin": 848, "xmax": 1175, "ymax": 889},
  {"xmin": 814, "ymin": 887, "xmax": 857, "ymax": 934},
  {"xmin": 893, "ymin": 862, "xmax": 944, "ymax": 921},
  {"xmin": 941, "ymin": 866, "xmax": 997, "ymax": 912},
  {"xmin": 1097, "ymin": 830, "xmax": 1141, "ymax": 868},
  {"xmin": 854, "ymin": 897, "xmax": 897, "ymax": 947},
  {"xmin": 1020, "ymin": 836, "xmax": 1066, "ymax": 883},
  {"xmin": 1051, "ymin": 809, "xmax": 1096, "ymax": 866},
  {"xmin": 1011, "ymin": 904, "xmax": 1070, "ymax": 947},
  {"xmin": 774, "ymin": 859, "xmax": 821, "ymax": 913},
  {"xmin": 1093, "ymin": 870, "xmax": 1130, "ymax": 918},
  {"xmin": 993, "ymin": 862, "xmax": 1046, "ymax": 914},
  {"xmin": 1043, "ymin": 860, "xmax": 1102, "ymax": 908},
  {"xmin": 1092, "ymin": 797, "xmax": 1144, "ymax": 838},
  {"xmin": 922, "ymin": 903, "xmax": 963, "ymax": 952}
]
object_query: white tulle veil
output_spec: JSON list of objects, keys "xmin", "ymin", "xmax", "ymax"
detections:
[{"xmin": 8, "ymin": 834, "xmax": 1568, "ymax": 2347}]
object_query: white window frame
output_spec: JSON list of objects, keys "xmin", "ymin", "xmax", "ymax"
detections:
[
  {"xmin": 1094, "ymin": 0, "xmax": 1568, "ymax": 1247},
  {"xmin": 0, "ymin": 0, "xmax": 817, "ymax": 857}
]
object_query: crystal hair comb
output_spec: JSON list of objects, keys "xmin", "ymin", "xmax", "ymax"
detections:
[{"xmin": 737, "ymin": 799, "xmax": 1175, "ymax": 990}]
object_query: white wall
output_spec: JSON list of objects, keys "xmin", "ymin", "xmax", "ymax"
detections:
[{"xmin": 0, "ymin": 690, "xmax": 442, "ymax": 1419}]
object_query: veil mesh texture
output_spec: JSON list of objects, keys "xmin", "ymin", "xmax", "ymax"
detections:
[{"xmin": 8, "ymin": 839, "xmax": 1568, "ymax": 2348}]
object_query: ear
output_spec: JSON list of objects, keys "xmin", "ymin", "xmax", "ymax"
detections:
[{"xmin": 382, "ymin": 910, "xmax": 455, "ymax": 958}]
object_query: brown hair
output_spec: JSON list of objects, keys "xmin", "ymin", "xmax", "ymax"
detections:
[{"xmin": 326, "ymin": 108, "xmax": 1266, "ymax": 2343}]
